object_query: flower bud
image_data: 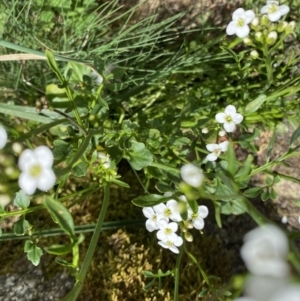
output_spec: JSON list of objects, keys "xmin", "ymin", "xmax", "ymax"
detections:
[
  {"xmin": 255, "ymin": 31, "xmax": 264, "ymax": 42},
  {"xmin": 201, "ymin": 127, "xmax": 209, "ymax": 134},
  {"xmin": 184, "ymin": 231, "xmax": 193, "ymax": 242},
  {"xmin": 266, "ymin": 31, "xmax": 278, "ymax": 45},
  {"xmin": 243, "ymin": 37, "xmax": 253, "ymax": 46},
  {"xmin": 250, "ymin": 50, "xmax": 259, "ymax": 60},
  {"xmin": 260, "ymin": 15, "xmax": 270, "ymax": 26},
  {"xmin": 218, "ymin": 130, "xmax": 226, "ymax": 137},
  {"xmin": 286, "ymin": 21, "xmax": 296, "ymax": 34},
  {"xmin": 251, "ymin": 17, "xmax": 259, "ymax": 28},
  {"xmin": 277, "ymin": 21, "xmax": 288, "ymax": 33}
]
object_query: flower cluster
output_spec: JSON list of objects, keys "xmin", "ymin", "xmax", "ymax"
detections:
[
  {"xmin": 201, "ymin": 105, "xmax": 243, "ymax": 162},
  {"xmin": 142, "ymin": 194, "xmax": 208, "ymax": 254},
  {"xmin": 235, "ymin": 225, "xmax": 299, "ymax": 301},
  {"xmin": 226, "ymin": 1, "xmax": 292, "ymax": 40}
]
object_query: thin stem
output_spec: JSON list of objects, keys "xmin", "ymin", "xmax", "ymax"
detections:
[
  {"xmin": 60, "ymin": 185, "xmax": 110, "ymax": 301},
  {"xmin": 173, "ymin": 244, "xmax": 184, "ymax": 301}
]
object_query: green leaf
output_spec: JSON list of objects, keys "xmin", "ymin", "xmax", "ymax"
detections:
[
  {"xmin": 132, "ymin": 194, "xmax": 170, "ymax": 207},
  {"xmin": 128, "ymin": 142, "xmax": 153, "ymax": 170},
  {"xmin": 143, "ymin": 279, "xmax": 156, "ymax": 291},
  {"xmin": 265, "ymin": 177, "xmax": 273, "ymax": 185},
  {"xmin": 46, "ymin": 50, "xmax": 64, "ymax": 83},
  {"xmin": 53, "ymin": 140, "xmax": 73, "ymax": 160},
  {"xmin": 14, "ymin": 216, "xmax": 30, "ymax": 236},
  {"xmin": 261, "ymin": 190, "xmax": 270, "ymax": 201},
  {"xmin": 270, "ymin": 188, "xmax": 278, "ymax": 200},
  {"xmin": 106, "ymin": 82, "xmax": 128, "ymax": 91},
  {"xmin": 55, "ymin": 257, "xmax": 75, "ymax": 268},
  {"xmin": 64, "ymin": 62, "xmax": 92, "ymax": 83},
  {"xmin": 155, "ymin": 182, "xmax": 173, "ymax": 193},
  {"xmin": 290, "ymin": 126, "xmax": 300, "ymax": 147},
  {"xmin": 243, "ymin": 187, "xmax": 263, "ymax": 198},
  {"xmin": 226, "ymin": 142, "xmax": 238, "ymax": 176},
  {"xmin": 235, "ymin": 155, "xmax": 253, "ymax": 182},
  {"xmin": 44, "ymin": 197, "xmax": 75, "ymax": 238},
  {"xmin": 24, "ymin": 240, "xmax": 43, "ymax": 266},
  {"xmin": 273, "ymin": 175, "xmax": 281, "ymax": 184},
  {"xmin": 45, "ymin": 243, "xmax": 74, "ymax": 255},
  {"xmin": 72, "ymin": 161, "xmax": 89, "ymax": 177},
  {"xmin": 220, "ymin": 46, "xmax": 239, "ymax": 62},
  {"xmin": 245, "ymin": 94, "xmax": 267, "ymax": 113},
  {"xmin": 13, "ymin": 191, "xmax": 30, "ymax": 209}
]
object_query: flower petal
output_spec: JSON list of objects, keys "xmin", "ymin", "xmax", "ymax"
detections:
[
  {"xmin": 18, "ymin": 149, "xmax": 37, "ymax": 172},
  {"xmin": 244, "ymin": 10, "xmax": 255, "ymax": 23},
  {"xmin": 146, "ymin": 219, "xmax": 157, "ymax": 232},
  {"xmin": 34, "ymin": 146, "xmax": 54, "ymax": 168},
  {"xmin": 219, "ymin": 141, "xmax": 229, "ymax": 152},
  {"xmin": 233, "ymin": 113, "xmax": 243, "ymax": 124},
  {"xmin": 0, "ymin": 126, "xmax": 7, "ymax": 149},
  {"xmin": 260, "ymin": 5, "xmax": 269, "ymax": 14},
  {"xmin": 215, "ymin": 112, "xmax": 226, "ymax": 123},
  {"xmin": 278, "ymin": 5, "xmax": 290, "ymax": 16},
  {"xmin": 268, "ymin": 11, "xmax": 281, "ymax": 22},
  {"xmin": 206, "ymin": 153, "xmax": 218, "ymax": 161},
  {"xmin": 153, "ymin": 203, "xmax": 166, "ymax": 215},
  {"xmin": 193, "ymin": 218, "xmax": 204, "ymax": 230},
  {"xmin": 224, "ymin": 122, "xmax": 236, "ymax": 132},
  {"xmin": 168, "ymin": 222, "xmax": 178, "ymax": 232},
  {"xmin": 174, "ymin": 236, "xmax": 183, "ymax": 247},
  {"xmin": 236, "ymin": 25, "xmax": 250, "ymax": 38},
  {"xmin": 226, "ymin": 21, "xmax": 237, "ymax": 35},
  {"xmin": 224, "ymin": 105, "xmax": 237, "ymax": 115},
  {"xmin": 198, "ymin": 205, "xmax": 209, "ymax": 218},
  {"xmin": 143, "ymin": 207, "xmax": 155, "ymax": 219},
  {"xmin": 37, "ymin": 168, "xmax": 56, "ymax": 191},
  {"xmin": 180, "ymin": 164, "xmax": 204, "ymax": 188},
  {"xmin": 232, "ymin": 8, "xmax": 245, "ymax": 20},
  {"xmin": 206, "ymin": 144, "xmax": 218, "ymax": 152},
  {"xmin": 18, "ymin": 172, "xmax": 37, "ymax": 195}
]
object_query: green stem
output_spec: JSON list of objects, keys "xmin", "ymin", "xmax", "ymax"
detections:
[
  {"xmin": 60, "ymin": 185, "xmax": 110, "ymax": 301},
  {"xmin": 173, "ymin": 244, "xmax": 184, "ymax": 301},
  {"xmin": 185, "ymin": 247, "xmax": 212, "ymax": 288}
]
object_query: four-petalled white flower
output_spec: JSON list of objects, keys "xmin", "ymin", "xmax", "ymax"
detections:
[
  {"xmin": 215, "ymin": 105, "xmax": 243, "ymax": 133},
  {"xmin": 180, "ymin": 164, "xmax": 204, "ymax": 188},
  {"xmin": 226, "ymin": 8, "xmax": 255, "ymax": 38},
  {"xmin": 188, "ymin": 205, "xmax": 209, "ymax": 230},
  {"xmin": 261, "ymin": 1, "xmax": 290, "ymax": 22},
  {"xmin": 154, "ymin": 200, "xmax": 182, "ymax": 222},
  {"xmin": 142, "ymin": 207, "xmax": 161, "ymax": 232},
  {"xmin": 0, "ymin": 126, "xmax": 7, "ymax": 149},
  {"xmin": 156, "ymin": 219, "xmax": 179, "ymax": 242},
  {"xmin": 206, "ymin": 141, "xmax": 229, "ymax": 161},
  {"xmin": 158, "ymin": 235, "xmax": 183, "ymax": 254},
  {"xmin": 18, "ymin": 146, "xmax": 56, "ymax": 195}
]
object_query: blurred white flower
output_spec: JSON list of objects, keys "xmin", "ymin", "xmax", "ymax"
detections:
[
  {"xmin": 261, "ymin": 1, "xmax": 290, "ymax": 22},
  {"xmin": 206, "ymin": 141, "xmax": 229, "ymax": 161},
  {"xmin": 158, "ymin": 235, "xmax": 183, "ymax": 254},
  {"xmin": 201, "ymin": 128, "xmax": 209, "ymax": 134},
  {"xmin": 0, "ymin": 126, "xmax": 7, "ymax": 149},
  {"xmin": 180, "ymin": 164, "xmax": 204, "ymax": 188},
  {"xmin": 226, "ymin": 8, "xmax": 255, "ymax": 38},
  {"xmin": 156, "ymin": 219, "xmax": 179, "ymax": 242},
  {"xmin": 271, "ymin": 285, "xmax": 300, "ymax": 301},
  {"xmin": 142, "ymin": 207, "xmax": 162, "ymax": 232},
  {"xmin": 98, "ymin": 152, "xmax": 111, "ymax": 169},
  {"xmin": 218, "ymin": 130, "xmax": 226, "ymax": 137},
  {"xmin": 188, "ymin": 205, "xmax": 209, "ymax": 230},
  {"xmin": 215, "ymin": 105, "xmax": 243, "ymax": 132},
  {"xmin": 240, "ymin": 224, "xmax": 290, "ymax": 277},
  {"xmin": 154, "ymin": 200, "xmax": 182, "ymax": 222},
  {"xmin": 18, "ymin": 146, "xmax": 56, "ymax": 195},
  {"xmin": 281, "ymin": 215, "xmax": 287, "ymax": 224}
]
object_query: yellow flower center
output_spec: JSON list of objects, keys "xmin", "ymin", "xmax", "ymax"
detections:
[
  {"xmin": 237, "ymin": 18, "xmax": 245, "ymax": 27},
  {"xmin": 165, "ymin": 227, "xmax": 172, "ymax": 235},
  {"xmin": 269, "ymin": 4, "xmax": 278, "ymax": 14},
  {"xmin": 29, "ymin": 164, "xmax": 42, "ymax": 178},
  {"xmin": 191, "ymin": 213, "xmax": 198, "ymax": 220},
  {"xmin": 164, "ymin": 208, "xmax": 172, "ymax": 217},
  {"xmin": 225, "ymin": 115, "xmax": 233, "ymax": 123}
]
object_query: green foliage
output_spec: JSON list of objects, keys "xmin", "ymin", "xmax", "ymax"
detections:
[{"xmin": 24, "ymin": 239, "xmax": 43, "ymax": 266}]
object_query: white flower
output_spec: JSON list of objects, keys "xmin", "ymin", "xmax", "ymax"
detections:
[
  {"xmin": 180, "ymin": 164, "xmax": 204, "ymax": 188},
  {"xmin": 240, "ymin": 224, "xmax": 290, "ymax": 278},
  {"xmin": 142, "ymin": 207, "xmax": 161, "ymax": 232},
  {"xmin": 206, "ymin": 141, "xmax": 229, "ymax": 161},
  {"xmin": 215, "ymin": 105, "xmax": 243, "ymax": 132},
  {"xmin": 158, "ymin": 235, "xmax": 183, "ymax": 254},
  {"xmin": 154, "ymin": 200, "xmax": 182, "ymax": 222},
  {"xmin": 271, "ymin": 285, "xmax": 300, "ymax": 301},
  {"xmin": 0, "ymin": 126, "xmax": 7, "ymax": 149},
  {"xmin": 281, "ymin": 215, "xmax": 287, "ymax": 224},
  {"xmin": 156, "ymin": 219, "xmax": 179, "ymax": 242},
  {"xmin": 18, "ymin": 146, "xmax": 56, "ymax": 195},
  {"xmin": 201, "ymin": 128, "xmax": 209, "ymax": 134},
  {"xmin": 188, "ymin": 205, "xmax": 209, "ymax": 230},
  {"xmin": 226, "ymin": 8, "xmax": 255, "ymax": 38},
  {"xmin": 261, "ymin": 1, "xmax": 290, "ymax": 22}
]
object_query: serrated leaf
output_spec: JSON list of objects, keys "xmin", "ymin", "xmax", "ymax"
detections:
[
  {"xmin": 14, "ymin": 216, "xmax": 30, "ymax": 236},
  {"xmin": 13, "ymin": 191, "xmax": 30, "ymax": 209},
  {"xmin": 243, "ymin": 187, "xmax": 263, "ymax": 198},
  {"xmin": 128, "ymin": 142, "xmax": 153, "ymax": 170},
  {"xmin": 132, "ymin": 194, "xmax": 170, "ymax": 207},
  {"xmin": 24, "ymin": 240, "xmax": 43, "ymax": 266},
  {"xmin": 72, "ymin": 161, "xmax": 88, "ymax": 177},
  {"xmin": 290, "ymin": 126, "xmax": 300, "ymax": 147},
  {"xmin": 245, "ymin": 94, "xmax": 266, "ymax": 113},
  {"xmin": 44, "ymin": 197, "xmax": 75, "ymax": 238}
]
